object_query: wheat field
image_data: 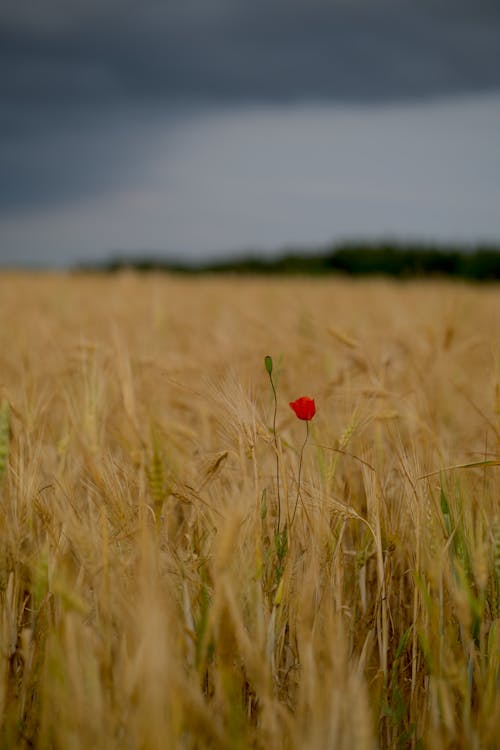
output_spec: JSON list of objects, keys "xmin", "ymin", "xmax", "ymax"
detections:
[{"xmin": 0, "ymin": 272, "xmax": 499, "ymax": 749}]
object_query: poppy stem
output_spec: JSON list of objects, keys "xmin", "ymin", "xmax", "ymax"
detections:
[
  {"xmin": 291, "ymin": 420, "xmax": 309, "ymax": 527},
  {"xmin": 268, "ymin": 372, "xmax": 282, "ymax": 533}
]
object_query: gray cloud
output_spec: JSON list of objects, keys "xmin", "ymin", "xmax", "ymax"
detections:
[
  {"xmin": 1, "ymin": 0, "xmax": 500, "ymax": 256},
  {"xmin": 0, "ymin": 105, "xmax": 183, "ymax": 215},
  {"xmin": 3, "ymin": 0, "xmax": 500, "ymax": 111},
  {"xmin": 2, "ymin": 95, "xmax": 500, "ymax": 266}
]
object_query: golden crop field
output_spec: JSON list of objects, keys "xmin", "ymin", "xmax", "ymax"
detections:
[{"xmin": 0, "ymin": 272, "xmax": 499, "ymax": 749}]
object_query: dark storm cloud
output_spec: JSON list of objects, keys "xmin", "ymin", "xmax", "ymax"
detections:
[
  {"xmin": 1, "ymin": 0, "xmax": 500, "ymax": 217},
  {"xmin": 3, "ymin": 0, "xmax": 500, "ymax": 109},
  {"xmin": 0, "ymin": 108, "xmax": 165, "ymax": 215}
]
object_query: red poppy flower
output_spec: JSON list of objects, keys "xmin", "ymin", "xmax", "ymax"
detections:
[{"xmin": 289, "ymin": 396, "xmax": 316, "ymax": 421}]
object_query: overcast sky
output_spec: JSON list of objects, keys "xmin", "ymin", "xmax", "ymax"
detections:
[{"xmin": 1, "ymin": 0, "xmax": 500, "ymax": 266}]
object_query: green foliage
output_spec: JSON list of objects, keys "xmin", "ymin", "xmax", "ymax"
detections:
[
  {"xmin": 93, "ymin": 243, "xmax": 500, "ymax": 279},
  {"xmin": 382, "ymin": 627, "xmax": 416, "ymax": 749},
  {"xmin": 325, "ymin": 244, "xmax": 500, "ymax": 279},
  {"xmin": 260, "ymin": 488, "xmax": 267, "ymax": 521},
  {"xmin": 274, "ymin": 527, "xmax": 288, "ymax": 587}
]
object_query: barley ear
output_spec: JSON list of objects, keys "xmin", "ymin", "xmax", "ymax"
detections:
[{"xmin": 146, "ymin": 423, "xmax": 166, "ymax": 521}]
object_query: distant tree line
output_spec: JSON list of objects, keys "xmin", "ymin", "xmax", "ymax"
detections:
[
  {"xmin": 324, "ymin": 245, "xmax": 500, "ymax": 279},
  {"xmin": 93, "ymin": 243, "xmax": 500, "ymax": 279}
]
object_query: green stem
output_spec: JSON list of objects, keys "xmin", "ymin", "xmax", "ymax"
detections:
[{"xmin": 268, "ymin": 372, "xmax": 282, "ymax": 533}]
